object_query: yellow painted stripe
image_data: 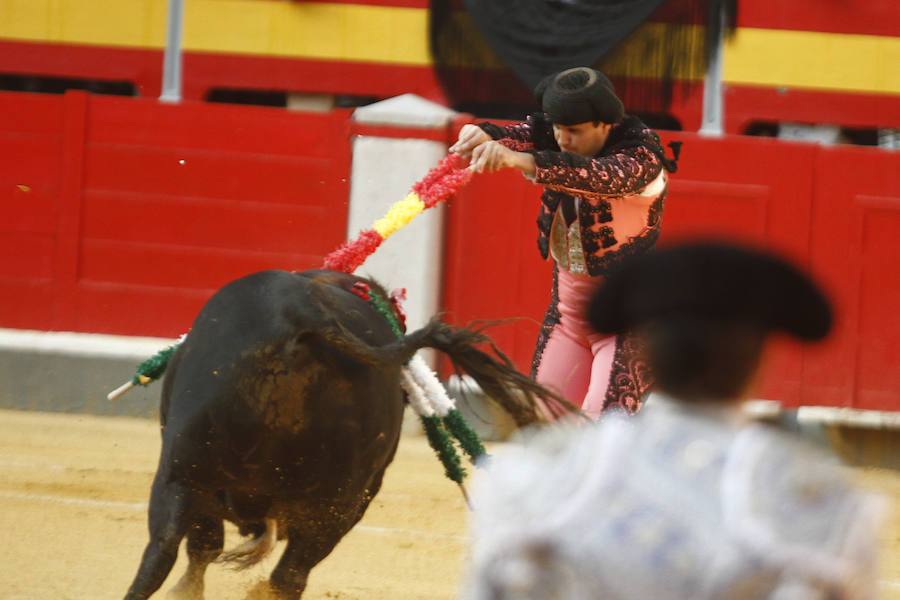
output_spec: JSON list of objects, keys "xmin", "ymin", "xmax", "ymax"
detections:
[
  {"xmin": 724, "ymin": 27, "xmax": 900, "ymax": 95},
  {"xmin": 0, "ymin": 0, "xmax": 430, "ymax": 65},
  {"xmin": 0, "ymin": 0, "xmax": 168, "ymax": 48},
  {"xmin": 0, "ymin": 0, "xmax": 897, "ymax": 94},
  {"xmin": 184, "ymin": 0, "xmax": 430, "ymax": 65}
]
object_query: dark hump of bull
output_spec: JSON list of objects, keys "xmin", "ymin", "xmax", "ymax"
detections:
[{"xmin": 159, "ymin": 269, "xmax": 406, "ymax": 499}]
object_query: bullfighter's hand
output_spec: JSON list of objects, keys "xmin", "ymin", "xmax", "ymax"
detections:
[
  {"xmin": 450, "ymin": 124, "xmax": 490, "ymax": 159},
  {"xmin": 469, "ymin": 141, "xmax": 536, "ymax": 176}
]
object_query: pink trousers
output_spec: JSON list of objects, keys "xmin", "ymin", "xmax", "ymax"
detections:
[{"xmin": 535, "ymin": 268, "xmax": 617, "ymax": 419}]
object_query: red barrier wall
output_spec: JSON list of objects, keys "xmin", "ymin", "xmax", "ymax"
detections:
[
  {"xmin": 1, "ymin": 90, "xmax": 352, "ymax": 337},
  {"xmin": 2, "ymin": 91, "xmax": 898, "ymax": 411},
  {"xmin": 441, "ymin": 129, "xmax": 900, "ymax": 411}
]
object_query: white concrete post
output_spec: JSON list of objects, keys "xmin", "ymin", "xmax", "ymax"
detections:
[
  {"xmin": 347, "ymin": 94, "xmax": 458, "ymax": 367},
  {"xmin": 160, "ymin": 0, "xmax": 184, "ymax": 103},
  {"xmin": 700, "ymin": 0, "xmax": 725, "ymax": 135}
]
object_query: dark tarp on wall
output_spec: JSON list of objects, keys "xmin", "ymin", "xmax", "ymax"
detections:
[
  {"xmin": 462, "ymin": 0, "xmax": 667, "ymax": 91},
  {"xmin": 430, "ymin": 0, "xmax": 737, "ymax": 121}
]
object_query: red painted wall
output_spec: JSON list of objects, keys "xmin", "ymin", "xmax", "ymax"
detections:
[
  {"xmin": 2, "ymin": 91, "xmax": 898, "ymax": 411},
  {"xmin": 806, "ymin": 146, "xmax": 900, "ymax": 410},
  {"xmin": 0, "ymin": 90, "xmax": 352, "ymax": 337}
]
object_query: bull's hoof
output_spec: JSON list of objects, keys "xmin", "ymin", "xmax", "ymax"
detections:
[
  {"xmin": 243, "ymin": 580, "xmax": 280, "ymax": 600},
  {"xmin": 165, "ymin": 579, "xmax": 202, "ymax": 600}
]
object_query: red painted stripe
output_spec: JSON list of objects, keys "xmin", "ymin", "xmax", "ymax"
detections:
[
  {"xmin": 569, "ymin": 0, "xmax": 900, "ymax": 37},
  {"xmin": 723, "ymin": 85, "xmax": 900, "ymax": 132},
  {"xmin": 181, "ymin": 51, "xmax": 468, "ymax": 103},
  {"xmin": 2, "ymin": 41, "xmax": 898, "ymax": 133},
  {"xmin": 0, "ymin": 39, "xmax": 163, "ymax": 97},
  {"xmin": 736, "ymin": 0, "xmax": 899, "ymax": 38},
  {"xmin": 187, "ymin": 0, "xmax": 900, "ymax": 36},
  {"xmin": 646, "ymin": 2, "xmax": 706, "ymax": 25}
]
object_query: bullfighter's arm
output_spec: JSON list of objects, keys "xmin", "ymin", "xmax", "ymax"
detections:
[
  {"xmin": 533, "ymin": 144, "xmax": 664, "ymax": 197},
  {"xmin": 477, "ymin": 121, "xmax": 536, "ymax": 152}
]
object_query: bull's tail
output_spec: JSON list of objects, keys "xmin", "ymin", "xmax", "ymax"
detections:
[
  {"xmin": 308, "ymin": 317, "xmax": 578, "ymax": 427},
  {"xmin": 216, "ymin": 518, "xmax": 278, "ymax": 570},
  {"xmin": 401, "ymin": 319, "xmax": 578, "ymax": 426}
]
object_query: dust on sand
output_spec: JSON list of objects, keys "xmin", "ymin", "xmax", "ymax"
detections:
[{"xmin": 0, "ymin": 409, "xmax": 897, "ymax": 599}]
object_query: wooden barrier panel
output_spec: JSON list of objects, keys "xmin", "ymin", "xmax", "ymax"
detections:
[
  {"xmin": 806, "ymin": 145, "xmax": 900, "ymax": 410},
  {"xmin": 2, "ymin": 91, "xmax": 897, "ymax": 410},
  {"xmin": 0, "ymin": 90, "xmax": 353, "ymax": 337},
  {"xmin": 0, "ymin": 92, "xmax": 67, "ymax": 331},
  {"xmin": 441, "ymin": 167, "xmax": 551, "ymax": 376},
  {"xmin": 657, "ymin": 133, "xmax": 817, "ymax": 407}
]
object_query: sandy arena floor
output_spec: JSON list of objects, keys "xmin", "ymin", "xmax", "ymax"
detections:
[{"xmin": 0, "ymin": 408, "xmax": 897, "ymax": 599}]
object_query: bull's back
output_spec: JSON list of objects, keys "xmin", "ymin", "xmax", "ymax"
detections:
[{"xmin": 160, "ymin": 270, "xmax": 405, "ymax": 496}]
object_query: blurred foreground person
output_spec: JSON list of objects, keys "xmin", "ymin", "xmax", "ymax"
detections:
[{"xmin": 461, "ymin": 241, "xmax": 886, "ymax": 600}]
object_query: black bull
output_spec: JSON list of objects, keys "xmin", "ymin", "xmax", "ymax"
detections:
[{"xmin": 125, "ymin": 269, "xmax": 567, "ymax": 599}]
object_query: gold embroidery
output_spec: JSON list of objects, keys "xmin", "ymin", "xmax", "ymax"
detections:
[{"xmin": 549, "ymin": 208, "xmax": 587, "ymax": 275}]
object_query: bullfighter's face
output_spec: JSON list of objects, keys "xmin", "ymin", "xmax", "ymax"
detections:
[{"xmin": 553, "ymin": 121, "xmax": 612, "ymax": 157}]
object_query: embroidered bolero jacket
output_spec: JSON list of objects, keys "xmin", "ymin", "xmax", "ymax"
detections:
[{"xmin": 479, "ymin": 114, "xmax": 678, "ymax": 276}]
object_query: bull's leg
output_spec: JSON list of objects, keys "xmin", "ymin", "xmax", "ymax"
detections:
[
  {"xmin": 124, "ymin": 473, "xmax": 196, "ymax": 600},
  {"xmin": 166, "ymin": 515, "xmax": 224, "ymax": 600},
  {"xmin": 266, "ymin": 526, "xmax": 348, "ymax": 599}
]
